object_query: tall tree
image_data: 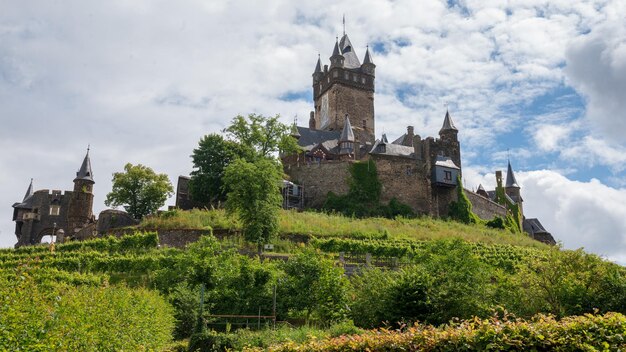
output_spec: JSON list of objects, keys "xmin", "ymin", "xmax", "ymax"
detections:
[
  {"xmin": 222, "ymin": 158, "xmax": 283, "ymax": 252},
  {"xmin": 189, "ymin": 134, "xmax": 252, "ymax": 205},
  {"xmin": 105, "ymin": 163, "xmax": 174, "ymax": 219},
  {"xmin": 224, "ymin": 113, "xmax": 300, "ymax": 159}
]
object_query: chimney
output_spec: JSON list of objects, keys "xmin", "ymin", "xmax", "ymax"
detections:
[{"xmin": 406, "ymin": 126, "xmax": 415, "ymax": 146}]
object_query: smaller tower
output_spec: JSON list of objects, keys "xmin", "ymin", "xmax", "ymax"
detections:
[
  {"xmin": 338, "ymin": 114, "xmax": 355, "ymax": 156},
  {"xmin": 361, "ymin": 46, "xmax": 376, "ymax": 76},
  {"xmin": 438, "ymin": 109, "xmax": 461, "ymax": 170},
  {"xmin": 329, "ymin": 38, "xmax": 344, "ymax": 68},
  {"xmin": 68, "ymin": 148, "xmax": 95, "ymax": 235},
  {"xmin": 505, "ymin": 160, "xmax": 523, "ymax": 216},
  {"xmin": 312, "ymin": 54, "xmax": 323, "ymax": 83}
]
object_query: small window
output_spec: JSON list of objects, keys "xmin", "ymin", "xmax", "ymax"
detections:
[
  {"xmin": 362, "ymin": 120, "xmax": 366, "ymax": 129},
  {"xmin": 344, "ymin": 72, "xmax": 349, "ymax": 79},
  {"xmin": 361, "ymin": 77, "xmax": 366, "ymax": 84},
  {"xmin": 50, "ymin": 205, "xmax": 61, "ymax": 216},
  {"xmin": 444, "ymin": 171, "xmax": 452, "ymax": 181},
  {"xmin": 333, "ymin": 71, "xmax": 338, "ymax": 78}
]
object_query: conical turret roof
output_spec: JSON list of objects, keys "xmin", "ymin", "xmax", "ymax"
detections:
[
  {"xmin": 439, "ymin": 110, "xmax": 458, "ymax": 134},
  {"xmin": 363, "ymin": 46, "xmax": 374, "ymax": 65},
  {"xmin": 339, "ymin": 115, "xmax": 355, "ymax": 142},
  {"xmin": 339, "ymin": 34, "xmax": 361, "ymax": 68},
  {"xmin": 314, "ymin": 55, "xmax": 322, "ymax": 73},
  {"xmin": 23, "ymin": 178, "xmax": 34, "ymax": 201},
  {"xmin": 332, "ymin": 38, "xmax": 341, "ymax": 57},
  {"xmin": 506, "ymin": 160, "xmax": 519, "ymax": 188},
  {"xmin": 74, "ymin": 148, "xmax": 94, "ymax": 183}
]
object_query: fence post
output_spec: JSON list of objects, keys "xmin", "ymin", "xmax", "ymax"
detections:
[
  {"xmin": 366, "ymin": 253, "xmax": 372, "ymax": 267},
  {"xmin": 339, "ymin": 252, "xmax": 345, "ymax": 265}
]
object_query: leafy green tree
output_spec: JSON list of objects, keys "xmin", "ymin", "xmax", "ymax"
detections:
[
  {"xmin": 279, "ymin": 250, "xmax": 350, "ymax": 323},
  {"xmin": 223, "ymin": 158, "xmax": 283, "ymax": 251},
  {"xmin": 105, "ymin": 163, "xmax": 174, "ymax": 219},
  {"xmin": 224, "ymin": 113, "xmax": 300, "ymax": 158},
  {"xmin": 189, "ymin": 134, "xmax": 253, "ymax": 206}
]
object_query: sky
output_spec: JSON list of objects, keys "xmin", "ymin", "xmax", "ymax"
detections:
[{"xmin": 1, "ymin": 0, "xmax": 625, "ymax": 263}]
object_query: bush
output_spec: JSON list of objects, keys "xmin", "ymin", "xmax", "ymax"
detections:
[
  {"xmin": 189, "ymin": 330, "xmax": 235, "ymax": 352},
  {"xmin": 253, "ymin": 313, "xmax": 626, "ymax": 351},
  {"xmin": 0, "ymin": 270, "xmax": 174, "ymax": 351}
]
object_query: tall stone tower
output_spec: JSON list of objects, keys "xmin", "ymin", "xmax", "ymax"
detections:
[
  {"xmin": 67, "ymin": 148, "xmax": 94, "ymax": 234},
  {"xmin": 438, "ymin": 110, "xmax": 461, "ymax": 170},
  {"xmin": 312, "ymin": 33, "xmax": 376, "ymax": 144}
]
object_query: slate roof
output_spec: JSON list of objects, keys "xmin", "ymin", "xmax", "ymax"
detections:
[
  {"xmin": 296, "ymin": 127, "xmax": 340, "ymax": 152},
  {"xmin": 370, "ymin": 139, "xmax": 414, "ymax": 158},
  {"xmin": 391, "ymin": 133, "xmax": 414, "ymax": 146},
  {"xmin": 363, "ymin": 47, "xmax": 374, "ymax": 65},
  {"xmin": 339, "ymin": 116, "xmax": 355, "ymax": 142},
  {"xmin": 434, "ymin": 156, "xmax": 460, "ymax": 169},
  {"xmin": 13, "ymin": 179, "xmax": 35, "ymax": 209},
  {"xmin": 75, "ymin": 149, "xmax": 94, "ymax": 183},
  {"xmin": 339, "ymin": 34, "xmax": 361, "ymax": 69},
  {"xmin": 314, "ymin": 55, "xmax": 322, "ymax": 73},
  {"xmin": 506, "ymin": 161, "xmax": 520, "ymax": 188},
  {"xmin": 523, "ymin": 218, "xmax": 549, "ymax": 235},
  {"xmin": 439, "ymin": 110, "xmax": 458, "ymax": 133}
]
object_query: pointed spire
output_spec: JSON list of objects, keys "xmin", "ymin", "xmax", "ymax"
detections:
[
  {"xmin": 343, "ymin": 14, "xmax": 346, "ymax": 36},
  {"xmin": 439, "ymin": 109, "xmax": 458, "ymax": 134},
  {"xmin": 332, "ymin": 37, "xmax": 341, "ymax": 56},
  {"xmin": 363, "ymin": 45, "xmax": 374, "ymax": 65},
  {"xmin": 339, "ymin": 114, "xmax": 355, "ymax": 142},
  {"xmin": 314, "ymin": 54, "xmax": 322, "ymax": 73},
  {"xmin": 23, "ymin": 178, "xmax": 34, "ymax": 201},
  {"xmin": 290, "ymin": 116, "xmax": 301, "ymax": 139},
  {"xmin": 381, "ymin": 133, "xmax": 389, "ymax": 144},
  {"xmin": 74, "ymin": 147, "xmax": 94, "ymax": 183},
  {"xmin": 506, "ymin": 160, "xmax": 520, "ymax": 188},
  {"xmin": 339, "ymin": 34, "xmax": 361, "ymax": 68},
  {"xmin": 477, "ymin": 183, "xmax": 486, "ymax": 192}
]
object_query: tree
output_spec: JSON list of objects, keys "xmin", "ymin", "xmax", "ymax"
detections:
[
  {"xmin": 222, "ymin": 158, "xmax": 283, "ymax": 251},
  {"xmin": 224, "ymin": 113, "xmax": 300, "ymax": 159},
  {"xmin": 189, "ymin": 134, "xmax": 252, "ymax": 205},
  {"xmin": 105, "ymin": 163, "xmax": 174, "ymax": 219}
]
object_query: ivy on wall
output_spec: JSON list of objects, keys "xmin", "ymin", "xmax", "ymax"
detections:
[
  {"xmin": 449, "ymin": 175, "xmax": 522, "ymax": 233},
  {"xmin": 323, "ymin": 160, "xmax": 415, "ymax": 219}
]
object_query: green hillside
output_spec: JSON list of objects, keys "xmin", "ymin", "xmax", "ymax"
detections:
[{"xmin": 2, "ymin": 211, "xmax": 625, "ymax": 351}]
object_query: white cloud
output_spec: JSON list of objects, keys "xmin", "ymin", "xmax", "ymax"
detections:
[
  {"xmin": 464, "ymin": 167, "xmax": 626, "ymax": 265},
  {"xmin": 564, "ymin": 0, "xmax": 626, "ymax": 144}
]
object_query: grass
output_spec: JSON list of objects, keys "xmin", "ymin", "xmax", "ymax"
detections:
[{"xmin": 137, "ymin": 209, "xmax": 548, "ymax": 249}]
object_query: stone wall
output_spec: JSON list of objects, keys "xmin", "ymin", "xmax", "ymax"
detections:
[
  {"xmin": 373, "ymin": 156, "xmax": 432, "ymax": 214},
  {"xmin": 465, "ymin": 189, "xmax": 507, "ymax": 220},
  {"xmin": 284, "ymin": 160, "xmax": 351, "ymax": 208}
]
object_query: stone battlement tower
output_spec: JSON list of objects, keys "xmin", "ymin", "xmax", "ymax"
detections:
[{"xmin": 312, "ymin": 32, "xmax": 376, "ymax": 144}]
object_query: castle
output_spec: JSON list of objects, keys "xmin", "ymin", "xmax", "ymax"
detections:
[
  {"xmin": 281, "ymin": 31, "xmax": 554, "ymax": 244},
  {"xmin": 12, "ymin": 149, "xmax": 97, "ymax": 246}
]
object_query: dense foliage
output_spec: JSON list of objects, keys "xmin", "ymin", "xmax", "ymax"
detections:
[
  {"xmin": 189, "ymin": 133, "xmax": 253, "ymax": 206},
  {"xmin": 105, "ymin": 162, "xmax": 174, "ymax": 219},
  {"xmin": 223, "ymin": 158, "xmax": 283, "ymax": 250},
  {"xmin": 2, "ymin": 221, "xmax": 625, "ymax": 351},
  {"xmin": 0, "ymin": 267, "xmax": 174, "ymax": 351},
  {"xmin": 247, "ymin": 312, "xmax": 626, "ymax": 351}
]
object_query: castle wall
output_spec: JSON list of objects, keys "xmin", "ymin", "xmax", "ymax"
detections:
[
  {"xmin": 372, "ymin": 156, "xmax": 432, "ymax": 215},
  {"xmin": 284, "ymin": 161, "xmax": 351, "ymax": 208},
  {"xmin": 465, "ymin": 190, "xmax": 507, "ymax": 220}
]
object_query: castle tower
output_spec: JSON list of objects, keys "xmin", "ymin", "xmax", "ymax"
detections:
[
  {"xmin": 505, "ymin": 160, "xmax": 523, "ymax": 216},
  {"xmin": 67, "ymin": 148, "xmax": 95, "ymax": 234},
  {"xmin": 312, "ymin": 32, "xmax": 375, "ymax": 144},
  {"xmin": 438, "ymin": 110, "xmax": 461, "ymax": 170}
]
